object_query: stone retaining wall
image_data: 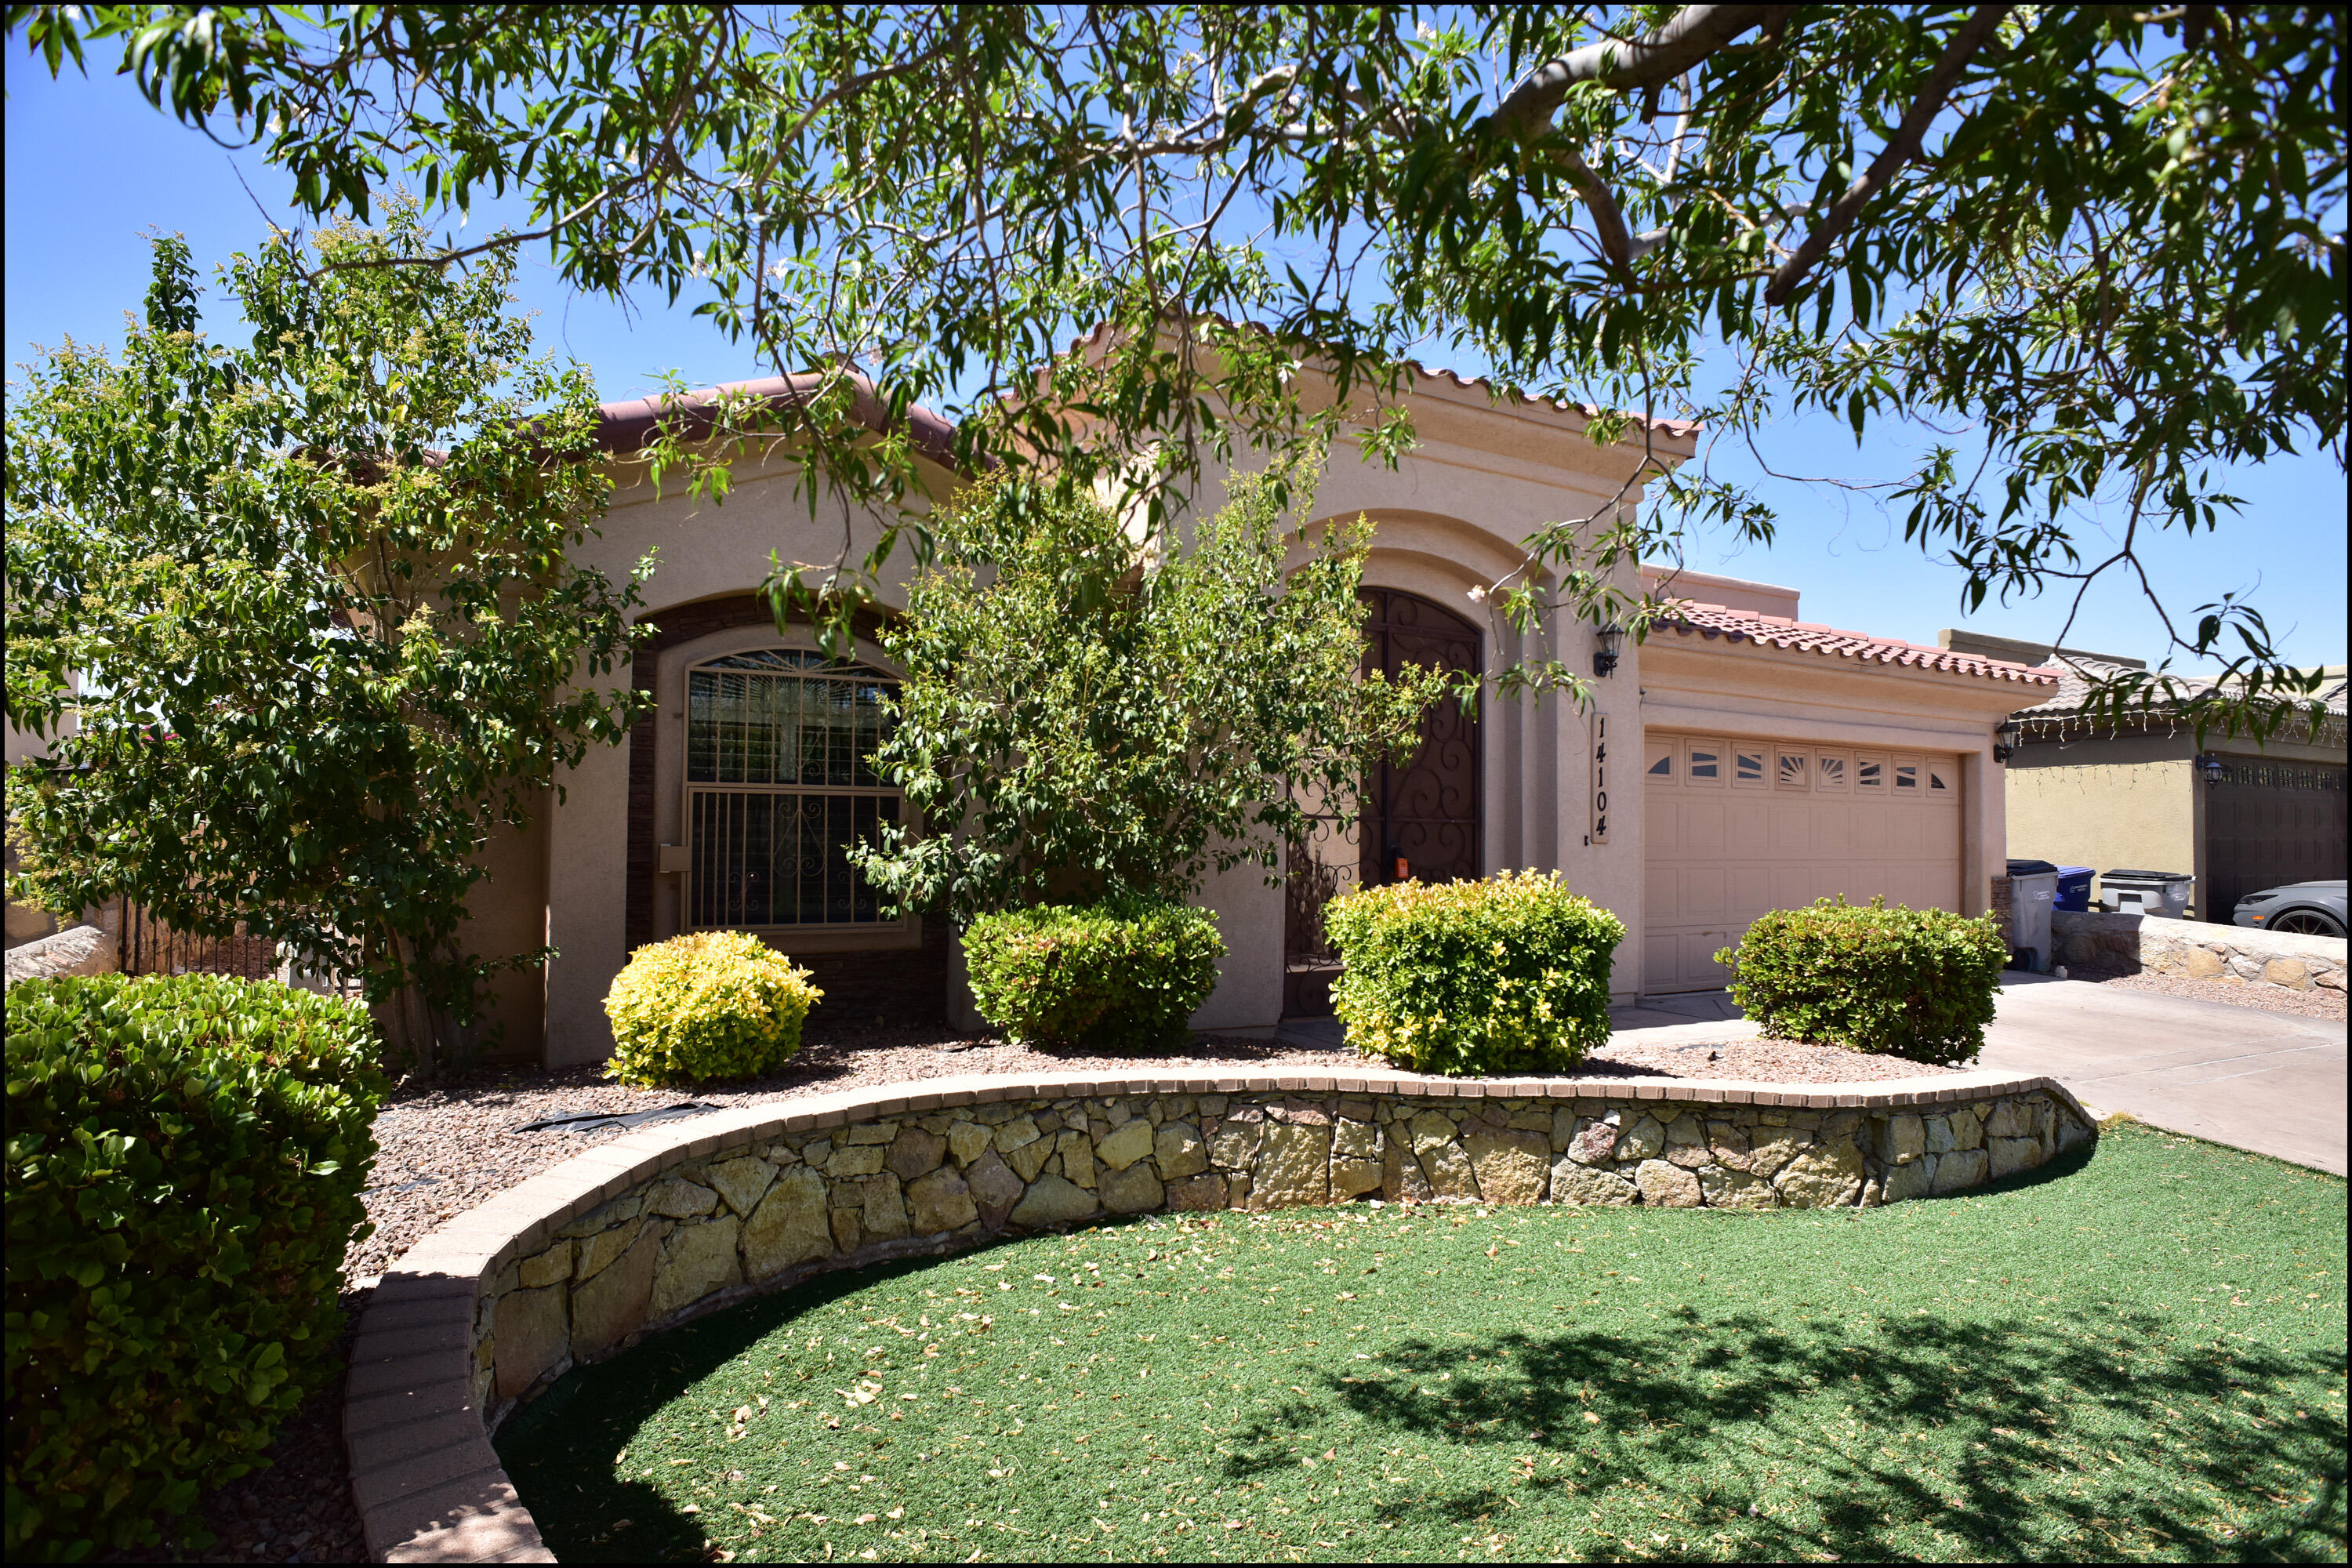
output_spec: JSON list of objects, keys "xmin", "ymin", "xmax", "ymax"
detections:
[
  {"xmin": 2052, "ymin": 909, "xmax": 2347, "ymax": 993},
  {"xmin": 346, "ymin": 1067, "xmax": 2096, "ymax": 1563},
  {"xmin": 2, "ymin": 923, "xmax": 118, "ymax": 989}
]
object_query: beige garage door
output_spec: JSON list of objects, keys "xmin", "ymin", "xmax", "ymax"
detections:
[{"xmin": 1643, "ymin": 734, "xmax": 1964, "ymax": 993}]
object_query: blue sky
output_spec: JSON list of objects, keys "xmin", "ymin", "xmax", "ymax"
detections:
[{"xmin": 8, "ymin": 53, "xmax": 2344, "ymax": 668}]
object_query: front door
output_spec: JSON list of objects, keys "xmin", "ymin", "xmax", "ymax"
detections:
[{"xmin": 1283, "ymin": 589, "xmax": 1483, "ymax": 1015}]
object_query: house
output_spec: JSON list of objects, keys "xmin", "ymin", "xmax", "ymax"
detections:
[
  {"xmin": 1941, "ymin": 630, "xmax": 2351, "ymax": 919},
  {"xmin": 405, "ymin": 372, "xmax": 2060, "ymax": 1063}
]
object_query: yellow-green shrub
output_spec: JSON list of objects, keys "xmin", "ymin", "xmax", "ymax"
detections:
[
  {"xmin": 603, "ymin": 932, "xmax": 822, "ymax": 1085},
  {"xmin": 1324, "ymin": 870, "xmax": 1623, "ymax": 1076}
]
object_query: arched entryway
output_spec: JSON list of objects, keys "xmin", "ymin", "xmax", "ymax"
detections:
[{"xmin": 1283, "ymin": 588, "xmax": 1483, "ymax": 1015}]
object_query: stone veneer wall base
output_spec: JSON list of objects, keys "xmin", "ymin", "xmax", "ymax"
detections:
[
  {"xmin": 2051, "ymin": 910, "xmax": 2347, "ymax": 993},
  {"xmin": 346, "ymin": 1066, "xmax": 2097, "ymax": 1563}
]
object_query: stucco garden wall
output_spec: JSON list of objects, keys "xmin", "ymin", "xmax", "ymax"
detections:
[
  {"xmin": 344, "ymin": 1065, "xmax": 2094, "ymax": 1563},
  {"xmin": 2053, "ymin": 910, "xmax": 2347, "ymax": 993}
]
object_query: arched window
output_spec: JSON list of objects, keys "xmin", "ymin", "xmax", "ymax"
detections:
[{"xmin": 683, "ymin": 649, "xmax": 902, "ymax": 929}]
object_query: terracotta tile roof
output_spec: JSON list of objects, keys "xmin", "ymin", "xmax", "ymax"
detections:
[
  {"xmin": 595, "ymin": 373, "xmax": 960, "ymax": 467},
  {"xmin": 2020, "ymin": 655, "xmax": 2349, "ymax": 719},
  {"xmin": 1060, "ymin": 318, "xmax": 1704, "ymax": 440},
  {"xmin": 1654, "ymin": 601, "xmax": 2060, "ymax": 686}
]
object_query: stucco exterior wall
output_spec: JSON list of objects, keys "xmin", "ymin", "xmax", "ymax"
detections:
[
  {"xmin": 2005, "ymin": 746, "xmax": 2198, "ymax": 891},
  {"xmin": 466, "ymin": 807, "xmax": 551, "ymax": 1055},
  {"xmin": 540, "ymin": 452, "xmax": 949, "ymax": 1065},
  {"xmin": 529, "ymin": 401, "xmax": 1676, "ymax": 1061}
]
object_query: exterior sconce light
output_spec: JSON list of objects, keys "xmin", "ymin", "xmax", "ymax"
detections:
[
  {"xmin": 1992, "ymin": 719, "xmax": 2020, "ymax": 764},
  {"xmin": 1592, "ymin": 621, "xmax": 1624, "ymax": 678},
  {"xmin": 2196, "ymin": 751, "xmax": 2224, "ymax": 784}
]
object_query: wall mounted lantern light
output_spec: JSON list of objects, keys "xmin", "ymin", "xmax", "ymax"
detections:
[
  {"xmin": 2196, "ymin": 751, "xmax": 2225, "ymax": 784},
  {"xmin": 1592, "ymin": 621, "xmax": 1624, "ymax": 678},
  {"xmin": 1992, "ymin": 719, "xmax": 2021, "ymax": 764}
]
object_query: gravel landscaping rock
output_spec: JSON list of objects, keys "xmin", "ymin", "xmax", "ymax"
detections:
[
  {"xmin": 2067, "ymin": 964, "xmax": 2349, "ymax": 1022},
  {"xmin": 96, "ymin": 1287, "xmax": 371, "ymax": 1565}
]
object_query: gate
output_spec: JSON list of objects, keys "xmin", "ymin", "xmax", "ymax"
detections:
[
  {"xmin": 2205, "ymin": 760, "xmax": 2348, "ymax": 916},
  {"xmin": 1283, "ymin": 589, "xmax": 1482, "ymax": 1015},
  {"xmin": 123, "ymin": 903, "xmax": 278, "ymax": 980}
]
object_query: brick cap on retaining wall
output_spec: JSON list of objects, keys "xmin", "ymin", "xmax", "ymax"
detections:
[{"xmin": 347, "ymin": 1064, "xmax": 2090, "ymax": 1562}]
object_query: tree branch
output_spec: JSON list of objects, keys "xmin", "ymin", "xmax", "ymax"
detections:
[
  {"xmin": 1555, "ymin": 144, "xmax": 1636, "ymax": 265},
  {"xmin": 1763, "ymin": 5, "xmax": 2011, "ymax": 306},
  {"xmin": 1495, "ymin": 5, "xmax": 1795, "ymax": 133}
]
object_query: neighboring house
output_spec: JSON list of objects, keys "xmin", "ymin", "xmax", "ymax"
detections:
[
  {"xmin": 427, "ymin": 368, "xmax": 2056, "ymax": 1067},
  {"xmin": 1940, "ymin": 630, "xmax": 2350, "ymax": 918}
]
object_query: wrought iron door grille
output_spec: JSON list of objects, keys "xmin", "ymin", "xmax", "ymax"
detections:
[{"xmin": 684, "ymin": 651, "xmax": 904, "ymax": 930}]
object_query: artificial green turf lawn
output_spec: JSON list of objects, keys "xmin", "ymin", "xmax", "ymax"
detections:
[{"xmin": 496, "ymin": 1123, "xmax": 2347, "ymax": 1563}]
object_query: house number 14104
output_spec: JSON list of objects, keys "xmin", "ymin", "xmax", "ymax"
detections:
[{"xmin": 1589, "ymin": 710, "xmax": 1610, "ymax": 845}]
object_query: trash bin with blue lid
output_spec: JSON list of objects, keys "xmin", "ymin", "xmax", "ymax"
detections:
[
  {"xmin": 2005, "ymin": 858, "xmax": 2060, "ymax": 971},
  {"xmin": 2055, "ymin": 866, "xmax": 2094, "ymax": 913}
]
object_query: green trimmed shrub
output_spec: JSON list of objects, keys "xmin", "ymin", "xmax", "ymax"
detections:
[
  {"xmin": 5, "ymin": 974, "xmax": 384, "ymax": 1561},
  {"xmin": 603, "ymin": 931, "xmax": 824, "ymax": 1086},
  {"xmin": 964, "ymin": 900, "xmax": 1225, "ymax": 1051},
  {"xmin": 1324, "ymin": 870, "xmax": 1623, "ymax": 1076},
  {"xmin": 1716, "ymin": 895, "xmax": 2007, "ymax": 1065}
]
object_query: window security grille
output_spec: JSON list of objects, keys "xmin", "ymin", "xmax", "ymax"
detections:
[{"xmin": 684, "ymin": 650, "xmax": 902, "ymax": 928}]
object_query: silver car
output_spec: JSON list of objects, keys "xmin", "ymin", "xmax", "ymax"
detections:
[{"xmin": 2232, "ymin": 880, "xmax": 2348, "ymax": 938}]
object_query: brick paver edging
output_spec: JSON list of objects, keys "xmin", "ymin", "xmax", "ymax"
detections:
[{"xmin": 345, "ymin": 1065, "xmax": 2095, "ymax": 1562}]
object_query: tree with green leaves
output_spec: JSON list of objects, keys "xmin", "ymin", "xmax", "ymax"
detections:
[
  {"xmin": 3, "ymin": 205, "xmax": 652, "ymax": 1072},
  {"xmin": 861, "ymin": 456, "xmax": 1444, "ymax": 924},
  {"xmin": 8, "ymin": 4, "xmax": 2345, "ymax": 735}
]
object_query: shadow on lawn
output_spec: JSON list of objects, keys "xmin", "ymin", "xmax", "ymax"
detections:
[
  {"xmin": 1233, "ymin": 1308, "xmax": 2342, "ymax": 1560},
  {"xmin": 497, "ymin": 1258, "xmax": 937, "ymax": 1563},
  {"xmin": 1213, "ymin": 1142, "xmax": 2350, "ymax": 1561}
]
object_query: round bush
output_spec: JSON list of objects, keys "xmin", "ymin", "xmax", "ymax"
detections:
[
  {"xmin": 1717, "ymin": 895, "xmax": 2007, "ymax": 1065},
  {"xmin": 5, "ymin": 974, "xmax": 384, "ymax": 1561},
  {"xmin": 964, "ymin": 899, "xmax": 1225, "ymax": 1051},
  {"xmin": 603, "ymin": 931, "xmax": 822, "ymax": 1085},
  {"xmin": 1324, "ymin": 870, "xmax": 1624, "ymax": 1076}
]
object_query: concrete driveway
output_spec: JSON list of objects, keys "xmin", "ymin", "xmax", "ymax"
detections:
[
  {"xmin": 1608, "ymin": 979, "xmax": 2347, "ymax": 1175},
  {"xmin": 1971, "ymin": 975, "xmax": 2347, "ymax": 1176}
]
